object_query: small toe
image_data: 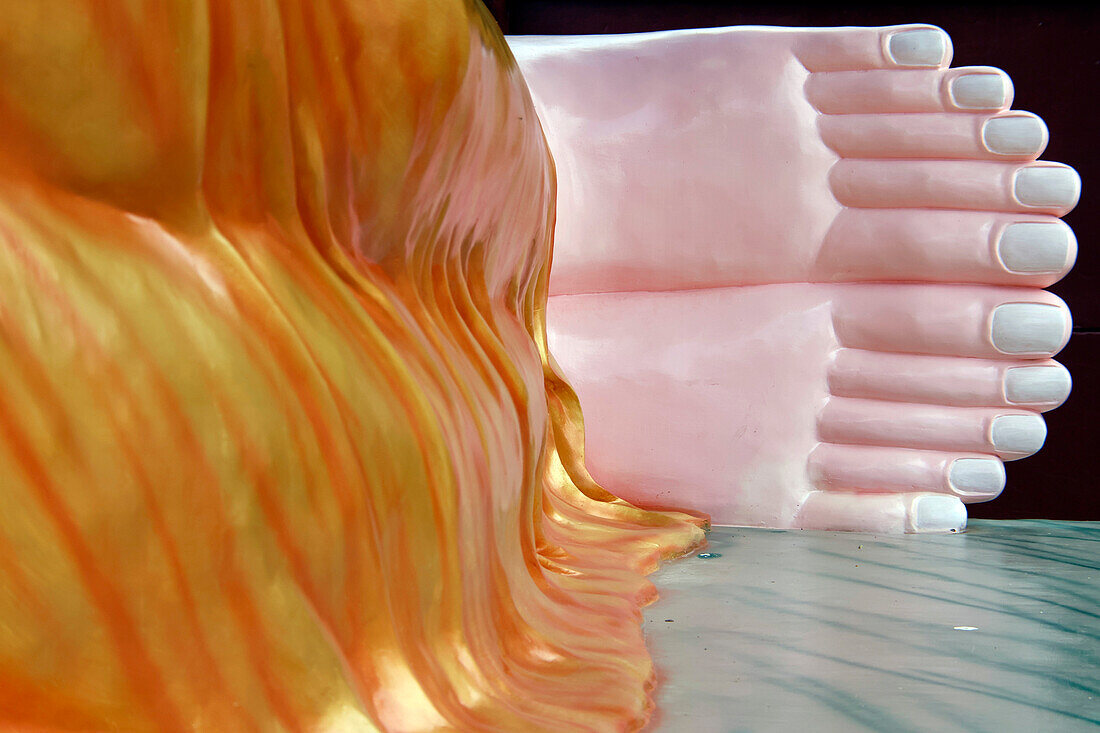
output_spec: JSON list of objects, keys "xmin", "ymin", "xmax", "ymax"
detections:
[
  {"xmin": 989, "ymin": 413, "xmax": 1047, "ymax": 457},
  {"xmin": 1004, "ymin": 363, "xmax": 1072, "ymax": 407},
  {"xmin": 806, "ymin": 66, "xmax": 1013, "ymax": 114},
  {"xmin": 948, "ymin": 69, "xmax": 1013, "ymax": 111},
  {"xmin": 829, "ymin": 160, "xmax": 1080, "ymax": 216},
  {"xmin": 810, "ymin": 443, "xmax": 1005, "ymax": 501},
  {"xmin": 997, "ymin": 220, "xmax": 1077, "ymax": 277},
  {"xmin": 909, "ymin": 494, "xmax": 968, "ymax": 533},
  {"xmin": 948, "ymin": 457, "xmax": 1006, "ymax": 498},
  {"xmin": 818, "ymin": 397, "xmax": 1047, "ymax": 459},
  {"xmin": 989, "ymin": 301, "xmax": 1072, "ymax": 356},
  {"xmin": 885, "ymin": 27, "xmax": 952, "ymax": 68},
  {"xmin": 1013, "ymin": 164, "xmax": 1082, "ymax": 211},
  {"xmin": 818, "ymin": 112, "xmax": 1047, "ymax": 161},
  {"xmin": 828, "ymin": 351, "xmax": 1072, "ymax": 411},
  {"xmin": 794, "ymin": 25, "xmax": 952, "ymax": 72},
  {"xmin": 796, "ymin": 490, "xmax": 966, "ymax": 533},
  {"xmin": 982, "ymin": 114, "xmax": 1048, "ymax": 158}
]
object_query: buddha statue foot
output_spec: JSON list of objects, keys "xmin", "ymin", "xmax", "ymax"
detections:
[{"xmin": 511, "ymin": 24, "xmax": 1078, "ymax": 532}]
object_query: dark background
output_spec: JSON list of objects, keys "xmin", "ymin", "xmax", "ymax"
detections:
[{"xmin": 486, "ymin": 2, "xmax": 1098, "ymax": 520}]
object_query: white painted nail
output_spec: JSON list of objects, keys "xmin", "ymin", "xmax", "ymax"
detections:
[
  {"xmin": 982, "ymin": 116, "xmax": 1047, "ymax": 156},
  {"xmin": 1014, "ymin": 166, "xmax": 1081, "ymax": 208},
  {"xmin": 912, "ymin": 495, "xmax": 967, "ymax": 533},
  {"xmin": 991, "ymin": 414, "xmax": 1047, "ymax": 454},
  {"xmin": 990, "ymin": 303, "xmax": 1068, "ymax": 354},
  {"xmin": 888, "ymin": 29, "xmax": 947, "ymax": 67},
  {"xmin": 1005, "ymin": 365, "xmax": 1072, "ymax": 404},
  {"xmin": 949, "ymin": 458, "xmax": 1005, "ymax": 497},
  {"xmin": 950, "ymin": 74, "xmax": 1008, "ymax": 109},
  {"xmin": 997, "ymin": 222, "xmax": 1073, "ymax": 273}
]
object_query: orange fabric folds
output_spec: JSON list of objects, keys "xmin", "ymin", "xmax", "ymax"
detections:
[{"xmin": 0, "ymin": 1, "xmax": 706, "ymax": 730}]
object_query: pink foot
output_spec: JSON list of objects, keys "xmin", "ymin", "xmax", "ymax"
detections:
[{"xmin": 510, "ymin": 25, "xmax": 1078, "ymax": 532}]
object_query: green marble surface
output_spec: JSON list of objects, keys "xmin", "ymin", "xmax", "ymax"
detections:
[{"xmin": 643, "ymin": 520, "xmax": 1099, "ymax": 732}]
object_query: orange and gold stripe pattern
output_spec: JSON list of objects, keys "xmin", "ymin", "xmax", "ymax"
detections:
[{"xmin": 0, "ymin": 1, "xmax": 706, "ymax": 730}]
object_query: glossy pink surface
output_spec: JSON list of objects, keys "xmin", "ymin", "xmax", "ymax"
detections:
[{"xmin": 511, "ymin": 25, "xmax": 1078, "ymax": 532}]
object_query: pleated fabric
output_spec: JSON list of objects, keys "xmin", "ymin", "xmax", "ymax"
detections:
[{"xmin": 0, "ymin": 1, "xmax": 707, "ymax": 730}]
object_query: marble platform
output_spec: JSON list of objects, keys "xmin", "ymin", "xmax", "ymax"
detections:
[{"xmin": 643, "ymin": 520, "xmax": 1099, "ymax": 732}]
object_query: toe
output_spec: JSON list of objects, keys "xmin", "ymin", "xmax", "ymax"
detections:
[
  {"xmin": 908, "ymin": 494, "xmax": 968, "ymax": 533},
  {"xmin": 948, "ymin": 457, "xmax": 1007, "ymax": 498},
  {"xmin": 832, "ymin": 284, "xmax": 1071, "ymax": 360},
  {"xmin": 998, "ymin": 220, "xmax": 1078, "ymax": 276},
  {"xmin": 794, "ymin": 25, "xmax": 952, "ymax": 72},
  {"xmin": 796, "ymin": 490, "xmax": 966, "ymax": 533},
  {"xmin": 989, "ymin": 413, "xmax": 1047, "ymax": 457},
  {"xmin": 981, "ymin": 114, "xmax": 1049, "ymax": 157},
  {"xmin": 818, "ymin": 397, "xmax": 1047, "ymax": 459},
  {"xmin": 815, "ymin": 210, "xmax": 1075, "ymax": 288},
  {"xmin": 947, "ymin": 68, "xmax": 1014, "ymax": 111},
  {"xmin": 806, "ymin": 66, "xmax": 1013, "ymax": 114},
  {"xmin": 818, "ymin": 111, "xmax": 1047, "ymax": 161},
  {"xmin": 809, "ymin": 444, "xmax": 1005, "ymax": 501},
  {"xmin": 884, "ymin": 27, "xmax": 952, "ymax": 68},
  {"xmin": 989, "ymin": 300, "xmax": 1072, "ymax": 356},
  {"xmin": 1004, "ymin": 363, "xmax": 1073, "ymax": 408},
  {"xmin": 829, "ymin": 160, "xmax": 1081, "ymax": 216},
  {"xmin": 828, "ymin": 350, "xmax": 1072, "ymax": 411},
  {"xmin": 1013, "ymin": 164, "xmax": 1082, "ymax": 212}
]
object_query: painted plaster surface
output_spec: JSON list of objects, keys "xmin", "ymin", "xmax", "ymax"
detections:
[{"xmin": 514, "ymin": 26, "xmax": 1079, "ymax": 535}]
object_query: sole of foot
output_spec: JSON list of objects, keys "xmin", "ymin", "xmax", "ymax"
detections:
[{"xmin": 511, "ymin": 25, "xmax": 1078, "ymax": 533}]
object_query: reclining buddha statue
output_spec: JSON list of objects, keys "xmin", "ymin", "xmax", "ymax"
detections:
[{"xmin": 0, "ymin": 1, "xmax": 1075, "ymax": 729}]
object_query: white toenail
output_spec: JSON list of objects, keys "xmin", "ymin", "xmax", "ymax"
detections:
[
  {"xmin": 997, "ymin": 222, "xmax": 1073, "ymax": 273},
  {"xmin": 990, "ymin": 414, "xmax": 1047, "ymax": 454},
  {"xmin": 912, "ymin": 495, "xmax": 967, "ymax": 533},
  {"xmin": 1013, "ymin": 167, "xmax": 1082, "ymax": 208},
  {"xmin": 888, "ymin": 29, "xmax": 947, "ymax": 67},
  {"xmin": 1005, "ymin": 365, "xmax": 1072, "ymax": 404},
  {"xmin": 949, "ymin": 458, "xmax": 1005, "ymax": 497},
  {"xmin": 982, "ymin": 116, "xmax": 1047, "ymax": 156},
  {"xmin": 990, "ymin": 303, "xmax": 1068, "ymax": 354},
  {"xmin": 950, "ymin": 74, "xmax": 1007, "ymax": 109}
]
